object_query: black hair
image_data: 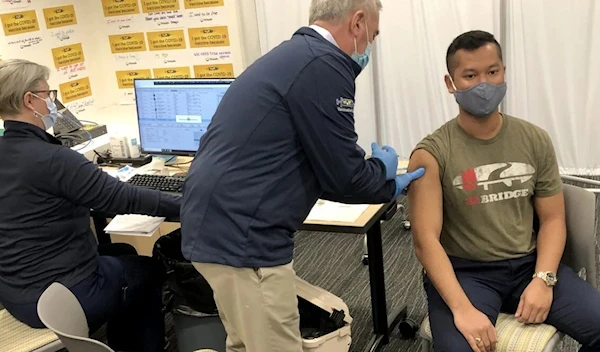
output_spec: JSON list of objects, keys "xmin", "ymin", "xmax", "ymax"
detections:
[{"xmin": 446, "ymin": 30, "xmax": 503, "ymax": 76}]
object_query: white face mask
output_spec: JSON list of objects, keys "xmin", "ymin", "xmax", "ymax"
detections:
[{"xmin": 32, "ymin": 94, "xmax": 58, "ymax": 130}]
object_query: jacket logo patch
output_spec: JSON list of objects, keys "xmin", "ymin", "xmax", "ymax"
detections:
[{"xmin": 336, "ymin": 97, "xmax": 354, "ymax": 113}]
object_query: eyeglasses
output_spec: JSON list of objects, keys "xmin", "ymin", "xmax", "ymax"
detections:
[{"xmin": 31, "ymin": 90, "xmax": 57, "ymax": 102}]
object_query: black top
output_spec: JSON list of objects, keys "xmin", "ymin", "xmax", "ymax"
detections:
[{"xmin": 0, "ymin": 121, "xmax": 181, "ymax": 303}]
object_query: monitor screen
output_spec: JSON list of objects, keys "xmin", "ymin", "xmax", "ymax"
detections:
[{"xmin": 133, "ymin": 78, "xmax": 233, "ymax": 156}]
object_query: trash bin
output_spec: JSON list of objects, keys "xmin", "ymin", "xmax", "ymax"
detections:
[
  {"xmin": 153, "ymin": 230, "xmax": 226, "ymax": 352},
  {"xmin": 154, "ymin": 230, "xmax": 352, "ymax": 352},
  {"xmin": 297, "ymin": 277, "xmax": 353, "ymax": 352}
]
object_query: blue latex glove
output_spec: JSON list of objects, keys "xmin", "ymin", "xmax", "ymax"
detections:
[
  {"xmin": 393, "ymin": 168, "xmax": 425, "ymax": 198},
  {"xmin": 371, "ymin": 142, "xmax": 398, "ymax": 180}
]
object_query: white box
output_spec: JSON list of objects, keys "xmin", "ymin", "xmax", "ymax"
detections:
[{"xmin": 297, "ymin": 277, "xmax": 353, "ymax": 352}]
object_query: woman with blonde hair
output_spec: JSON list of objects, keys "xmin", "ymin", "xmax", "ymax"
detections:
[{"xmin": 0, "ymin": 59, "xmax": 180, "ymax": 352}]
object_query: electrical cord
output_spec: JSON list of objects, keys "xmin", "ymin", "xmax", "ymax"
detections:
[{"xmin": 54, "ymin": 111, "xmax": 94, "ymax": 150}]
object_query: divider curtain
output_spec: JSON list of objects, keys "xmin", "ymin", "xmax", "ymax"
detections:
[
  {"xmin": 253, "ymin": 0, "xmax": 598, "ymax": 173},
  {"xmin": 503, "ymin": 0, "xmax": 600, "ymax": 174}
]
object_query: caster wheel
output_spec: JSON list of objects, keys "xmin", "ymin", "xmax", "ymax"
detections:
[
  {"xmin": 362, "ymin": 255, "xmax": 369, "ymax": 265},
  {"xmin": 402, "ymin": 221, "xmax": 411, "ymax": 230},
  {"xmin": 398, "ymin": 318, "xmax": 418, "ymax": 339}
]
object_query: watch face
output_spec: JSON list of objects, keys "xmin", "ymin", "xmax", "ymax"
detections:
[{"xmin": 546, "ymin": 272, "xmax": 557, "ymax": 285}]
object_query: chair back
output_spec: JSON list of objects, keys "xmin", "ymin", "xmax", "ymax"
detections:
[
  {"xmin": 561, "ymin": 184, "xmax": 598, "ymax": 287},
  {"xmin": 37, "ymin": 282, "xmax": 114, "ymax": 352}
]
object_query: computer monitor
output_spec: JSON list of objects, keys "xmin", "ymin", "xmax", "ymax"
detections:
[{"xmin": 133, "ymin": 78, "xmax": 233, "ymax": 156}]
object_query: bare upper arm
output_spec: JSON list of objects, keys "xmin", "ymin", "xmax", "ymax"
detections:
[
  {"xmin": 407, "ymin": 149, "xmax": 443, "ymax": 246},
  {"xmin": 534, "ymin": 191, "xmax": 565, "ymax": 224}
]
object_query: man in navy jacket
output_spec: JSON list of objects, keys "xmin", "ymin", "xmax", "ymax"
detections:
[{"xmin": 181, "ymin": 0, "xmax": 424, "ymax": 350}]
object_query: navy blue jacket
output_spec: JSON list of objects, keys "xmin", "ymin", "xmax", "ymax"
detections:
[
  {"xmin": 0, "ymin": 121, "xmax": 181, "ymax": 303},
  {"xmin": 180, "ymin": 27, "xmax": 395, "ymax": 268}
]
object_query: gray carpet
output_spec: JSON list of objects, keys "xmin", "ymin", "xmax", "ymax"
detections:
[{"xmin": 98, "ymin": 177, "xmax": 600, "ymax": 352}]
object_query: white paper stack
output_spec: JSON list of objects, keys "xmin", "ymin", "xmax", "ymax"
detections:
[
  {"xmin": 104, "ymin": 214, "xmax": 165, "ymax": 236},
  {"xmin": 305, "ymin": 200, "xmax": 369, "ymax": 223}
]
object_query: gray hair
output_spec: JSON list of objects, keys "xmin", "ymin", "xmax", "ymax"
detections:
[
  {"xmin": 0, "ymin": 59, "xmax": 50, "ymax": 117},
  {"xmin": 309, "ymin": 0, "xmax": 382, "ymax": 24}
]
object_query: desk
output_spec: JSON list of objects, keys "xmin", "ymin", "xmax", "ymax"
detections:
[{"xmin": 92, "ymin": 158, "xmax": 409, "ymax": 351}]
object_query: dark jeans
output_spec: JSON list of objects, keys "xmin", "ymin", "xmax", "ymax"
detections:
[
  {"xmin": 3, "ymin": 243, "xmax": 166, "ymax": 352},
  {"xmin": 425, "ymin": 253, "xmax": 600, "ymax": 352}
]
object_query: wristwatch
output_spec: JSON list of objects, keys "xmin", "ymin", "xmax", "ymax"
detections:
[{"xmin": 532, "ymin": 271, "xmax": 558, "ymax": 286}]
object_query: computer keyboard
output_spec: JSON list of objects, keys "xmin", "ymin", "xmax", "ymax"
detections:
[{"xmin": 126, "ymin": 174, "xmax": 185, "ymax": 193}]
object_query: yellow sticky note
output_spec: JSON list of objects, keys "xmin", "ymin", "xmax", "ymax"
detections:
[
  {"xmin": 115, "ymin": 69, "xmax": 152, "ymax": 89},
  {"xmin": 141, "ymin": 0, "xmax": 180, "ymax": 13},
  {"xmin": 59, "ymin": 77, "xmax": 93, "ymax": 103},
  {"xmin": 193, "ymin": 64, "xmax": 234, "ymax": 79},
  {"xmin": 101, "ymin": 0, "xmax": 140, "ymax": 17},
  {"xmin": 108, "ymin": 32, "xmax": 147, "ymax": 53},
  {"xmin": 188, "ymin": 26, "xmax": 230, "ymax": 48},
  {"xmin": 146, "ymin": 30, "xmax": 186, "ymax": 51},
  {"xmin": 184, "ymin": 0, "xmax": 224, "ymax": 9},
  {"xmin": 1, "ymin": 10, "xmax": 40, "ymax": 36},
  {"xmin": 153, "ymin": 66, "xmax": 191, "ymax": 79},
  {"xmin": 51, "ymin": 43, "xmax": 85, "ymax": 69},
  {"xmin": 43, "ymin": 5, "xmax": 77, "ymax": 29}
]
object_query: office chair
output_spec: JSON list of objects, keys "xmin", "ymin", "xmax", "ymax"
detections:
[
  {"xmin": 37, "ymin": 282, "xmax": 115, "ymax": 352},
  {"xmin": 418, "ymin": 183, "xmax": 598, "ymax": 351}
]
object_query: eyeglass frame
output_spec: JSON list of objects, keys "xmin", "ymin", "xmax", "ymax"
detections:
[{"xmin": 30, "ymin": 90, "xmax": 57, "ymax": 102}]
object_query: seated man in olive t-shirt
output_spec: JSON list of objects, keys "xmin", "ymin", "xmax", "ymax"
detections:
[{"xmin": 408, "ymin": 30, "xmax": 600, "ymax": 352}]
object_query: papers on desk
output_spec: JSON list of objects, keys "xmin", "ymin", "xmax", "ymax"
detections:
[
  {"xmin": 104, "ymin": 214, "xmax": 165, "ymax": 236},
  {"xmin": 305, "ymin": 200, "xmax": 369, "ymax": 223}
]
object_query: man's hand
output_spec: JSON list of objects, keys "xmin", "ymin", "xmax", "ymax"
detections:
[
  {"xmin": 515, "ymin": 279, "xmax": 553, "ymax": 324},
  {"xmin": 454, "ymin": 305, "xmax": 497, "ymax": 352},
  {"xmin": 393, "ymin": 168, "xmax": 425, "ymax": 198},
  {"xmin": 370, "ymin": 142, "xmax": 398, "ymax": 180}
]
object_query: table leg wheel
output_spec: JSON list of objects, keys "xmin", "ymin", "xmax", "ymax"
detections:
[
  {"xmin": 398, "ymin": 318, "xmax": 418, "ymax": 339},
  {"xmin": 402, "ymin": 220, "xmax": 411, "ymax": 230},
  {"xmin": 362, "ymin": 255, "xmax": 369, "ymax": 265}
]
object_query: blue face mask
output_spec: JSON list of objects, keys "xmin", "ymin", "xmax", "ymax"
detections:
[
  {"xmin": 351, "ymin": 22, "xmax": 372, "ymax": 70},
  {"xmin": 33, "ymin": 94, "xmax": 59, "ymax": 130}
]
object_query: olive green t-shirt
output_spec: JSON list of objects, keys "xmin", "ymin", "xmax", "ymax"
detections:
[{"xmin": 414, "ymin": 114, "xmax": 563, "ymax": 262}]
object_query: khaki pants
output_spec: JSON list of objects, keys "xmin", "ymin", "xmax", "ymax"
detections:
[{"xmin": 193, "ymin": 261, "xmax": 303, "ymax": 352}]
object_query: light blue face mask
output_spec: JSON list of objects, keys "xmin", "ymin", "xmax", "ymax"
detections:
[
  {"xmin": 33, "ymin": 94, "xmax": 59, "ymax": 130},
  {"xmin": 351, "ymin": 21, "xmax": 372, "ymax": 70}
]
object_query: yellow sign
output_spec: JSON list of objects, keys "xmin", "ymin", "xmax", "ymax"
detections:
[
  {"xmin": 188, "ymin": 26, "xmax": 230, "ymax": 48},
  {"xmin": 108, "ymin": 32, "xmax": 147, "ymax": 53},
  {"xmin": 194, "ymin": 64, "xmax": 234, "ymax": 79},
  {"xmin": 184, "ymin": 0, "xmax": 224, "ymax": 9},
  {"xmin": 115, "ymin": 69, "xmax": 152, "ymax": 89},
  {"xmin": 51, "ymin": 43, "xmax": 85, "ymax": 69},
  {"xmin": 101, "ymin": 0, "xmax": 140, "ymax": 17},
  {"xmin": 43, "ymin": 5, "xmax": 77, "ymax": 29},
  {"xmin": 147, "ymin": 30, "xmax": 186, "ymax": 51},
  {"xmin": 59, "ymin": 77, "xmax": 93, "ymax": 103},
  {"xmin": 141, "ymin": 0, "xmax": 180, "ymax": 13},
  {"xmin": 153, "ymin": 67, "xmax": 191, "ymax": 79},
  {"xmin": 0, "ymin": 10, "xmax": 40, "ymax": 36}
]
